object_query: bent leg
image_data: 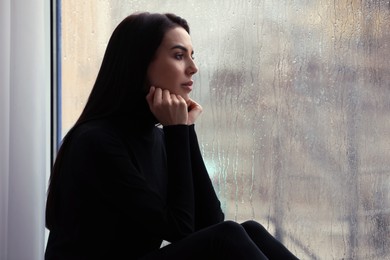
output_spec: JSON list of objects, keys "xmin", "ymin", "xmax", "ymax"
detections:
[
  {"xmin": 241, "ymin": 220, "xmax": 299, "ymax": 260},
  {"xmin": 141, "ymin": 220, "xmax": 268, "ymax": 260}
]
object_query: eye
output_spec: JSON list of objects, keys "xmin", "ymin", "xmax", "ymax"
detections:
[{"xmin": 175, "ymin": 53, "xmax": 184, "ymax": 60}]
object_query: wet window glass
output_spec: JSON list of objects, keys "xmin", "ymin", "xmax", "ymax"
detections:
[{"xmin": 59, "ymin": 1, "xmax": 390, "ymax": 258}]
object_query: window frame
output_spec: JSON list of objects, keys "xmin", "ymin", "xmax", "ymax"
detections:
[{"xmin": 51, "ymin": 0, "xmax": 62, "ymax": 164}]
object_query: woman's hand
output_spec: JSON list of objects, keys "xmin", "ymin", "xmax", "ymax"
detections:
[
  {"xmin": 146, "ymin": 87, "xmax": 188, "ymax": 126},
  {"xmin": 186, "ymin": 98, "xmax": 202, "ymax": 125}
]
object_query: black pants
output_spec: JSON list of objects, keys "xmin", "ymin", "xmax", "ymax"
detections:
[{"xmin": 141, "ymin": 220, "xmax": 299, "ymax": 260}]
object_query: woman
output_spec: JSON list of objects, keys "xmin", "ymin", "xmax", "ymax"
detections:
[{"xmin": 45, "ymin": 12, "xmax": 299, "ymax": 259}]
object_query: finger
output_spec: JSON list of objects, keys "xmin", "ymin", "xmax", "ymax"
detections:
[
  {"xmin": 177, "ymin": 95, "xmax": 185, "ymax": 102},
  {"xmin": 176, "ymin": 95, "xmax": 188, "ymax": 108},
  {"xmin": 146, "ymin": 86, "xmax": 156, "ymax": 106},
  {"xmin": 170, "ymin": 94, "xmax": 179, "ymax": 105},
  {"xmin": 162, "ymin": 89, "xmax": 171, "ymax": 104},
  {"xmin": 187, "ymin": 98, "xmax": 202, "ymax": 112},
  {"xmin": 153, "ymin": 88, "xmax": 163, "ymax": 105}
]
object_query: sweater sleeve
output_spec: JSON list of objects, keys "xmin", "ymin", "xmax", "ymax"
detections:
[
  {"xmin": 163, "ymin": 125, "xmax": 195, "ymax": 240},
  {"xmin": 188, "ymin": 125, "xmax": 225, "ymax": 230},
  {"xmin": 69, "ymin": 124, "xmax": 194, "ymax": 242}
]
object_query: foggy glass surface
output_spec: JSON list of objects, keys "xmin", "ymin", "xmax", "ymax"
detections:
[{"xmin": 60, "ymin": 1, "xmax": 390, "ymax": 259}]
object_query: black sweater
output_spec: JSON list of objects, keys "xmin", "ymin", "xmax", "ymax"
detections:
[{"xmin": 45, "ymin": 117, "xmax": 224, "ymax": 259}]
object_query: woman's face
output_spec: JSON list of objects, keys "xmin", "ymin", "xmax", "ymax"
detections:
[{"xmin": 147, "ymin": 27, "xmax": 198, "ymax": 101}]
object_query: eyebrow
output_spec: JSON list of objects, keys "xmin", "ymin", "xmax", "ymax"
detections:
[{"xmin": 170, "ymin": 45, "xmax": 194, "ymax": 55}]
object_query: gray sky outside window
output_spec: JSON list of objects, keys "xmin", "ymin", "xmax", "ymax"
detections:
[{"xmin": 60, "ymin": 1, "xmax": 390, "ymax": 259}]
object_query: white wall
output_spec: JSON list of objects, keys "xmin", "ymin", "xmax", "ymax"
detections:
[{"xmin": 0, "ymin": 0, "xmax": 51, "ymax": 259}]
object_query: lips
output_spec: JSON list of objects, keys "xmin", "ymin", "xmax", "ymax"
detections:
[{"xmin": 181, "ymin": 80, "xmax": 193, "ymax": 90}]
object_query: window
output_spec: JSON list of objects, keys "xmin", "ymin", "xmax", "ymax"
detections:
[{"xmin": 57, "ymin": 1, "xmax": 390, "ymax": 258}]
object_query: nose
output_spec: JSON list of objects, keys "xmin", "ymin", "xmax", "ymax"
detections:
[{"xmin": 187, "ymin": 59, "xmax": 198, "ymax": 75}]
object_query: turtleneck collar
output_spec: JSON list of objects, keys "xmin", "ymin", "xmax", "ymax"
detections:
[{"xmin": 110, "ymin": 93, "xmax": 158, "ymax": 133}]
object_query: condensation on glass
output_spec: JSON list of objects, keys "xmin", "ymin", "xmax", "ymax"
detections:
[{"xmin": 61, "ymin": 1, "xmax": 390, "ymax": 259}]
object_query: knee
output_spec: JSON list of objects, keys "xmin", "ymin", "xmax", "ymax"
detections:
[
  {"xmin": 219, "ymin": 220, "xmax": 243, "ymax": 230},
  {"xmin": 215, "ymin": 220, "xmax": 246, "ymax": 237},
  {"xmin": 212, "ymin": 221, "xmax": 250, "ymax": 248},
  {"xmin": 241, "ymin": 220, "xmax": 268, "ymax": 234}
]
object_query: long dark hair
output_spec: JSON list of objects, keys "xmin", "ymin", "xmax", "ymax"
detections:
[{"xmin": 46, "ymin": 12, "xmax": 190, "ymax": 229}]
